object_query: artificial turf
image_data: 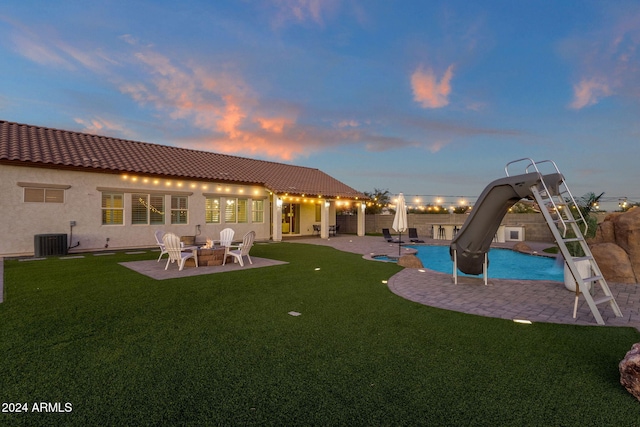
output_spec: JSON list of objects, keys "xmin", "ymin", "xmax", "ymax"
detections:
[{"xmin": 1, "ymin": 242, "xmax": 639, "ymax": 426}]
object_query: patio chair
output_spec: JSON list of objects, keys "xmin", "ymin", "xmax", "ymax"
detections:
[
  {"xmin": 382, "ymin": 228, "xmax": 404, "ymax": 243},
  {"xmin": 408, "ymin": 228, "xmax": 425, "ymax": 243},
  {"xmin": 227, "ymin": 231, "xmax": 255, "ymax": 267},
  {"xmin": 312, "ymin": 224, "xmax": 321, "ymax": 236},
  {"xmin": 162, "ymin": 232, "xmax": 197, "ymax": 271},
  {"xmin": 154, "ymin": 230, "xmax": 168, "ymax": 262},
  {"xmin": 214, "ymin": 228, "xmax": 235, "ymax": 265}
]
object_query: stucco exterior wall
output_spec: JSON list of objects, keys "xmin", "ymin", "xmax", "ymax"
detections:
[{"xmin": 1, "ymin": 164, "xmax": 272, "ymax": 256}]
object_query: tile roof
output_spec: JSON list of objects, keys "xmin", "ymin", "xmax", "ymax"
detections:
[{"xmin": 0, "ymin": 120, "xmax": 366, "ymax": 199}]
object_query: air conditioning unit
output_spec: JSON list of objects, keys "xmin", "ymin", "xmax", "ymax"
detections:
[
  {"xmin": 34, "ymin": 234, "xmax": 68, "ymax": 257},
  {"xmin": 504, "ymin": 226, "xmax": 525, "ymax": 242}
]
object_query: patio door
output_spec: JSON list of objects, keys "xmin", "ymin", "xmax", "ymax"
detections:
[{"xmin": 282, "ymin": 203, "xmax": 300, "ymax": 234}]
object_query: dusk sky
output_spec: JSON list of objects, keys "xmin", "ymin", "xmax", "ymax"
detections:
[{"xmin": 1, "ymin": 0, "xmax": 639, "ymax": 210}]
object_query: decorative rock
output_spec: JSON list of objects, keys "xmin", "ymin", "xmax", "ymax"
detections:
[
  {"xmin": 590, "ymin": 207, "xmax": 640, "ymax": 284},
  {"xmin": 512, "ymin": 242, "xmax": 533, "ymax": 254},
  {"xmin": 590, "ymin": 243, "xmax": 637, "ymax": 284},
  {"xmin": 397, "ymin": 254, "xmax": 424, "ymax": 268},
  {"xmin": 613, "ymin": 207, "xmax": 640, "ymax": 280},
  {"xmin": 619, "ymin": 342, "xmax": 640, "ymax": 402},
  {"xmin": 590, "ymin": 215, "xmax": 618, "ymax": 244}
]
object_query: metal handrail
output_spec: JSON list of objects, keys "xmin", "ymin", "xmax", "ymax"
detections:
[{"xmin": 504, "ymin": 158, "xmax": 588, "ymax": 236}]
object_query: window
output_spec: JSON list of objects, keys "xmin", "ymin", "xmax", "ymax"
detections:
[
  {"xmin": 171, "ymin": 196, "xmax": 188, "ymax": 224},
  {"xmin": 315, "ymin": 204, "xmax": 322, "ymax": 222},
  {"xmin": 238, "ymin": 199, "xmax": 248, "ymax": 223},
  {"xmin": 205, "ymin": 197, "xmax": 221, "ymax": 223},
  {"xmin": 225, "ymin": 198, "xmax": 248, "ymax": 223},
  {"xmin": 102, "ymin": 192, "xmax": 124, "ymax": 225},
  {"xmin": 225, "ymin": 199, "xmax": 236, "ymax": 223},
  {"xmin": 24, "ymin": 187, "xmax": 64, "ymax": 203},
  {"xmin": 252, "ymin": 200, "xmax": 264, "ymax": 223},
  {"xmin": 132, "ymin": 194, "xmax": 165, "ymax": 225}
]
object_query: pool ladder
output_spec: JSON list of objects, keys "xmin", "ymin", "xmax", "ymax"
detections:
[{"xmin": 507, "ymin": 158, "xmax": 623, "ymax": 325}]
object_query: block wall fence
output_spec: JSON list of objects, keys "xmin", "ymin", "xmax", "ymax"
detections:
[{"xmin": 336, "ymin": 212, "xmax": 608, "ymax": 242}]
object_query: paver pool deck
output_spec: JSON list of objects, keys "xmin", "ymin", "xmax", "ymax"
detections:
[{"xmin": 290, "ymin": 235, "xmax": 640, "ymax": 330}]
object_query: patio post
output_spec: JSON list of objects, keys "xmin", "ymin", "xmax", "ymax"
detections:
[
  {"xmin": 321, "ymin": 200, "xmax": 330, "ymax": 239},
  {"xmin": 272, "ymin": 194, "xmax": 282, "ymax": 242},
  {"xmin": 357, "ymin": 201, "xmax": 365, "ymax": 236}
]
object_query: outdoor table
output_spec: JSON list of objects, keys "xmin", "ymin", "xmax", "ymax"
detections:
[{"xmin": 432, "ymin": 224, "xmax": 462, "ymax": 240}]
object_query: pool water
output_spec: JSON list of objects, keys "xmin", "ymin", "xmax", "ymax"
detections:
[{"xmin": 406, "ymin": 245, "xmax": 564, "ymax": 282}]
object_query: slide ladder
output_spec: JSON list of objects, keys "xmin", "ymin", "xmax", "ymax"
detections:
[{"xmin": 507, "ymin": 159, "xmax": 623, "ymax": 325}]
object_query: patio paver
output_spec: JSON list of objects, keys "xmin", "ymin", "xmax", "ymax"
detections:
[{"xmin": 120, "ymin": 256, "xmax": 288, "ymax": 280}]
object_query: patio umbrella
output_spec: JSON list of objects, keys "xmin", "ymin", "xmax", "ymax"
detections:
[{"xmin": 392, "ymin": 193, "xmax": 408, "ymax": 256}]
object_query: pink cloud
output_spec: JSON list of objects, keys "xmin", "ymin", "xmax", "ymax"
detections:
[
  {"xmin": 562, "ymin": 8, "xmax": 640, "ymax": 108},
  {"xmin": 257, "ymin": 117, "xmax": 293, "ymax": 133},
  {"xmin": 216, "ymin": 95, "xmax": 246, "ymax": 138},
  {"xmin": 119, "ymin": 48, "xmax": 361, "ymax": 160},
  {"xmin": 9, "ymin": 21, "xmax": 113, "ymax": 73},
  {"xmin": 570, "ymin": 79, "xmax": 612, "ymax": 109},
  {"xmin": 74, "ymin": 117, "xmax": 135, "ymax": 139},
  {"xmin": 12, "ymin": 33, "xmax": 73, "ymax": 69},
  {"xmin": 411, "ymin": 64, "xmax": 454, "ymax": 109},
  {"xmin": 270, "ymin": 0, "xmax": 340, "ymax": 27}
]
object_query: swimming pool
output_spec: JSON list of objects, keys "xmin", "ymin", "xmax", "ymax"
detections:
[{"xmin": 406, "ymin": 245, "xmax": 564, "ymax": 282}]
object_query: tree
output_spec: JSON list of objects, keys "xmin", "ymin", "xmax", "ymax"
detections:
[
  {"xmin": 509, "ymin": 201, "xmax": 538, "ymax": 213},
  {"xmin": 363, "ymin": 189, "xmax": 391, "ymax": 214},
  {"xmin": 566, "ymin": 192, "xmax": 604, "ymax": 256},
  {"xmin": 619, "ymin": 198, "xmax": 639, "ymax": 212},
  {"xmin": 572, "ymin": 192, "xmax": 604, "ymax": 239}
]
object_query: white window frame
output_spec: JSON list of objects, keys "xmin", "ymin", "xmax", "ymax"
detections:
[
  {"xmin": 102, "ymin": 192, "xmax": 124, "ymax": 225},
  {"xmin": 171, "ymin": 195, "xmax": 189, "ymax": 225},
  {"xmin": 205, "ymin": 197, "xmax": 221, "ymax": 223},
  {"xmin": 18, "ymin": 182, "xmax": 70, "ymax": 203},
  {"xmin": 252, "ymin": 199, "xmax": 265, "ymax": 223},
  {"xmin": 132, "ymin": 193, "xmax": 165, "ymax": 225},
  {"xmin": 225, "ymin": 198, "xmax": 248, "ymax": 223}
]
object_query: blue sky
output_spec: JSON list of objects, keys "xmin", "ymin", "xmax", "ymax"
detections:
[{"xmin": 1, "ymin": 0, "xmax": 639, "ymax": 210}]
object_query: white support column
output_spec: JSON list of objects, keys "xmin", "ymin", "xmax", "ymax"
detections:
[
  {"xmin": 272, "ymin": 195, "xmax": 282, "ymax": 242},
  {"xmin": 357, "ymin": 201, "xmax": 365, "ymax": 236},
  {"xmin": 320, "ymin": 200, "xmax": 330, "ymax": 239}
]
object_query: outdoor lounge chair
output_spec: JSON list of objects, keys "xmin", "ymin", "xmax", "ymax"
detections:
[
  {"xmin": 214, "ymin": 228, "xmax": 235, "ymax": 265},
  {"xmin": 154, "ymin": 230, "xmax": 168, "ymax": 262},
  {"xmin": 227, "ymin": 231, "xmax": 255, "ymax": 267},
  {"xmin": 382, "ymin": 228, "xmax": 404, "ymax": 243},
  {"xmin": 408, "ymin": 228, "xmax": 425, "ymax": 243},
  {"xmin": 162, "ymin": 232, "xmax": 197, "ymax": 271}
]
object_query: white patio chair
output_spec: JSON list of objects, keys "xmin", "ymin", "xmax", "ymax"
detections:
[
  {"xmin": 154, "ymin": 230, "xmax": 168, "ymax": 262},
  {"xmin": 215, "ymin": 228, "xmax": 235, "ymax": 265},
  {"xmin": 227, "ymin": 231, "xmax": 255, "ymax": 267},
  {"xmin": 162, "ymin": 232, "xmax": 197, "ymax": 271}
]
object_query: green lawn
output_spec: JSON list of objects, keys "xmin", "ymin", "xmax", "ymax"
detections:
[{"xmin": 1, "ymin": 242, "xmax": 639, "ymax": 426}]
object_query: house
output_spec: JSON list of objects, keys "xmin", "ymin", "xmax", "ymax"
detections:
[{"xmin": 0, "ymin": 120, "xmax": 367, "ymax": 257}]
